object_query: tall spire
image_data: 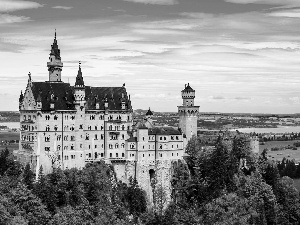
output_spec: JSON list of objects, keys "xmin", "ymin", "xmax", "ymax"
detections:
[
  {"xmin": 47, "ymin": 30, "xmax": 63, "ymax": 82},
  {"xmin": 75, "ymin": 61, "xmax": 84, "ymax": 87}
]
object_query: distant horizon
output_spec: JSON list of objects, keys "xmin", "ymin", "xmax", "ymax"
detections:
[{"xmin": 1, "ymin": 0, "xmax": 300, "ymax": 113}]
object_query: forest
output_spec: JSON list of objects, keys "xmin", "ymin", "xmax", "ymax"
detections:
[{"xmin": 1, "ymin": 133, "xmax": 300, "ymax": 224}]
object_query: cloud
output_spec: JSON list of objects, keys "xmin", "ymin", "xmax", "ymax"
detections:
[
  {"xmin": 269, "ymin": 8, "xmax": 300, "ymax": 18},
  {"xmin": 52, "ymin": 6, "xmax": 73, "ymax": 10},
  {"xmin": 224, "ymin": 0, "xmax": 300, "ymax": 7},
  {"xmin": 0, "ymin": 0, "xmax": 43, "ymax": 12},
  {"xmin": 0, "ymin": 13, "xmax": 31, "ymax": 24},
  {"xmin": 123, "ymin": 0, "xmax": 178, "ymax": 5}
]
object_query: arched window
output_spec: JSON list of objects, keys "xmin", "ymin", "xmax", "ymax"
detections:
[{"xmin": 121, "ymin": 143, "xmax": 125, "ymax": 148}]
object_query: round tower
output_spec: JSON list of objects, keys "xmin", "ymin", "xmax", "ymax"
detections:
[
  {"xmin": 178, "ymin": 83, "xmax": 200, "ymax": 142},
  {"xmin": 47, "ymin": 30, "xmax": 63, "ymax": 82}
]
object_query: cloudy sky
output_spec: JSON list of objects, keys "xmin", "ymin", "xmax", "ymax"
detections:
[{"xmin": 1, "ymin": 0, "xmax": 300, "ymax": 113}]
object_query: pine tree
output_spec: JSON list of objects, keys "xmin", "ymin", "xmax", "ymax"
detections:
[{"xmin": 23, "ymin": 163, "xmax": 35, "ymax": 189}]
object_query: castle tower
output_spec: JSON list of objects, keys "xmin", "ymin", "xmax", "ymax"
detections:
[
  {"xmin": 47, "ymin": 30, "xmax": 63, "ymax": 82},
  {"xmin": 74, "ymin": 62, "xmax": 86, "ymax": 162},
  {"xmin": 178, "ymin": 83, "xmax": 200, "ymax": 142}
]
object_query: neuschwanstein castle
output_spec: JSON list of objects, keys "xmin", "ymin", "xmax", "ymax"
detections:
[{"xmin": 14, "ymin": 32, "xmax": 200, "ymax": 194}]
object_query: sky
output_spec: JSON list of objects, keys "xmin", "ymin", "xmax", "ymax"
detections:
[{"xmin": 1, "ymin": 0, "xmax": 300, "ymax": 113}]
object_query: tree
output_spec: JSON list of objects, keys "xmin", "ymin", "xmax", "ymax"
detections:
[
  {"xmin": 276, "ymin": 177, "xmax": 300, "ymax": 224},
  {"xmin": 23, "ymin": 163, "xmax": 35, "ymax": 190},
  {"xmin": 203, "ymin": 193, "xmax": 255, "ymax": 225}
]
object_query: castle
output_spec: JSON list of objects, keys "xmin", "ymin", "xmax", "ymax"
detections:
[{"xmin": 15, "ymin": 32, "xmax": 199, "ymax": 201}]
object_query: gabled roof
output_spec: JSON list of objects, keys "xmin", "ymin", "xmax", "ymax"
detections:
[
  {"xmin": 85, "ymin": 86, "xmax": 131, "ymax": 110},
  {"xmin": 29, "ymin": 82, "xmax": 132, "ymax": 111},
  {"xmin": 31, "ymin": 82, "xmax": 75, "ymax": 111}
]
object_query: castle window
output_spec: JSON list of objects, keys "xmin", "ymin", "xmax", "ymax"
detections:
[
  {"xmin": 160, "ymin": 137, "xmax": 162, "ymax": 140},
  {"xmin": 115, "ymin": 144, "xmax": 119, "ymax": 148},
  {"xmin": 127, "ymin": 126, "xmax": 130, "ymax": 130},
  {"xmin": 71, "ymin": 136, "xmax": 75, "ymax": 141},
  {"xmin": 176, "ymin": 136, "xmax": 179, "ymax": 140},
  {"xmin": 64, "ymin": 146, "xmax": 68, "ymax": 150},
  {"xmin": 122, "ymin": 153, "xmax": 124, "ymax": 157},
  {"xmin": 89, "ymin": 145, "xmax": 91, "ymax": 149},
  {"xmin": 122, "ymin": 125, "xmax": 125, "ymax": 130},
  {"xmin": 45, "ymin": 115, "xmax": 50, "ymax": 120},
  {"xmin": 45, "ymin": 147, "xmax": 50, "ymax": 151},
  {"xmin": 80, "ymin": 154, "xmax": 82, "ymax": 157},
  {"xmin": 116, "ymin": 153, "xmax": 119, "ymax": 158},
  {"xmin": 89, "ymin": 153, "xmax": 91, "ymax": 158},
  {"xmin": 57, "ymin": 145, "xmax": 61, "ymax": 151},
  {"xmin": 54, "ymin": 115, "xmax": 58, "ymax": 120},
  {"xmin": 79, "ymin": 124, "xmax": 83, "ymax": 129},
  {"xmin": 172, "ymin": 153, "xmax": 173, "ymax": 156},
  {"xmin": 142, "ymin": 137, "xmax": 145, "ymax": 141},
  {"xmin": 159, "ymin": 145, "xmax": 162, "ymax": 149},
  {"xmin": 164, "ymin": 137, "xmax": 166, "ymax": 141},
  {"xmin": 85, "ymin": 134, "xmax": 89, "ymax": 140},
  {"xmin": 177, "ymin": 145, "xmax": 179, "ymax": 148},
  {"xmin": 64, "ymin": 136, "xmax": 68, "ymax": 141},
  {"xmin": 33, "ymin": 115, "xmax": 36, "ymax": 120},
  {"xmin": 23, "ymin": 115, "xmax": 26, "ymax": 120},
  {"xmin": 70, "ymin": 126, "xmax": 74, "ymax": 131},
  {"xmin": 109, "ymin": 144, "xmax": 113, "ymax": 149},
  {"xmin": 110, "ymin": 153, "xmax": 112, "ymax": 157},
  {"xmin": 109, "ymin": 125, "xmax": 112, "ymax": 130},
  {"xmin": 45, "ymin": 137, "xmax": 50, "ymax": 142},
  {"xmin": 57, "ymin": 135, "xmax": 61, "ymax": 141},
  {"xmin": 71, "ymin": 115, "xmax": 75, "ymax": 120},
  {"xmin": 160, "ymin": 153, "xmax": 162, "ymax": 157},
  {"xmin": 95, "ymin": 126, "xmax": 97, "ymax": 130},
  {"xmin": 88, "ymin": 126, "xmax": 91, "ymax": 130},
  {"xmin": 28, "ymin": 115, "xmax": 31, "ymax": 120},
  {"xmin": 46, "ymin": 126, "xmax": 50, "ymax": 131},
  {"xmin": 95, "ymin": 134, "xmax": 98, "ymax": 140},
  {"xmin": 122, "ymin": 134, "xmax": 124, "ymax": 139},
  {"xmin": 143, "ymin": 154, "xmax": 144, "ymax": 157},
  {"xmin": 54, "ymin": 126, "xmax": 58, "ymax": 131},
  {"xmin": 177, "ymin": 153, "xmax": 179, "ymax": 156},
  {"xmin": 143, "ymin": 145, "xmax": 144, "ymax": 149},
  {"xmin": 101, "ymin": 134, "xmax": 104, "ymax": 140},
  {"xmin": 80, "ymin": 144, "xmax": 82, "ymax": 148},
  {"xmin": 58, "ymin": 155, "xmax": 61, "ymax": 160},
  {"xmin": 101, "ymin": 153, "xmax": 104, "ymax": 157},
  {"xmin": 121, "ymin": 143, "xmax": 125, "ymax": 148},
  {"xmin": 95, "ymin": 153, "xmax": 97, "ymax": 159},
  {"xmin": 172, "ymin": 145, "xmax": 174, "ymax": 148},
  {"xmin": 95, "ymin": 145, "xmax": 97, "ymax": 149},
  {"xmin": 71, "ymin": 145, "xmax": 74, "ymax": 150},
  {"xmin": 171, "ymin": 136, "xmax": 174, "ymax": 140}
]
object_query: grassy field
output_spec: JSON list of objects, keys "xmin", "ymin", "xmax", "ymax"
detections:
[
  {"xmin": 260, "ymin": 141, "xmax": 300, "ymax": 163},
  {"xmin": 0, "ymin": 131, "xmax": 19, "ymax": 152}
]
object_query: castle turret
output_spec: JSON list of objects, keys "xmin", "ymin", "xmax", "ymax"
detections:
[
  {"xmin": 19, "ymin": 91, "xmax": 23, "ymax": 110},
  {"xmin": 178, "ymin": 83, "xmax": 200, "ymax": 142},
  {"xmin": 47, "ymin": 30, "xmax": 63, "ymax": 82},
  {"xmin": 74, "ymin": 62, "xmax": 85, "ymax": 106}
]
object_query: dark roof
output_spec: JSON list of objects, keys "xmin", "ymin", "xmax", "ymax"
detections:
[
  {"xmin": 75, "ymin": 66, "xmax": 84, "ymax": 87},
  {"xmin": 146, "ymin": 108, "xmax": 153, "ymax": 116},
  {"xmin": 85, "ymin": 86, "xmax": 131, "ymax": 110},
  {"xmin": 50, "ymin": 33, "xmax": 61, "ymax": 60},
  {"xmin": 127, "ymin": 136, "xmax": 137, "ymax": 142},
  {"xmin": 182, "ymin": 83, "xmax": 194, "ymax": 92},
  {"xmin": 30, "ymin": 82, "xmax": 132, "ymax": 111},
  {"xmin": 31, "ymin": 82, "xmax": 75, "ymax": 111},
  {"xmin": 148, "ymin": 127, "xmax": 181, "ymax": 135}
]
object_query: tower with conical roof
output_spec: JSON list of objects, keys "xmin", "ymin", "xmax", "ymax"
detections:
[
  {"xmin": 178, "ymin": 83, "xmax": 200, "ymax": 142},
  {"xmin": 47, "ymin": 30, "xmax": 63, "ymax": 82}
]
